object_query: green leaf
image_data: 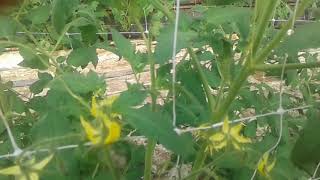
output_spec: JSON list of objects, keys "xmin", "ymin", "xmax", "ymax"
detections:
[
  {"xmin": 204, "ymin": 7, "xmax": 252, "ymax": 25},
  {"xmin": 79, "ymin": 24, "xmax": 98, "ymax": 45},
  {"xmin": 67, "ymin": 47, "xmax": 98, "ymax": 67},
  {"xmin": 0, "ymin": 85, "xmax": 25, "ymax": 114},
  {"xmin": 217, "ymin": 40, "xmax": 233, "ymax": 83},
  {"xmin": 215, "ymin": 151, "xmax": 247, "ymax": 169},
  {"xmin": 204, "ymin": 0, "xmax": 245, "ymax": 5},
  {"xmin": 277, "ymin": 22, "xmax": 320, "ymax": 56},
  {"xmin": 52, "ymin": 0, "xmax": 79, "ymax": 33},
  {"xmin": 113, "ymin": 84, "xmax": 147, "ymax": 112},
  {"xmin": 0, "ymin": 16, "xmax": 17, "ymax": 38},
  {"xmin": 291, "ymin": 109, "xmax": 320, "ymax": 174},
  {"xmin": 19, "ymin": 48, "xmax": 49, "ymax": 70},
  {"xmin": 46, "ymin": 90, "xmax": 86, "ymax": 117},
  {"xmin": 111, "ymin": 29, "xmax": 146, "ymax": 72},
  {"xmin": 30, "ymin": 72, "xmax": 53, "ymax": 94},
  {"xmin": 310, "ymin": 8, "xmax": 320, "ymax": 20},
  {"xmin": 111, "ymin": 29, "xmax": 135, "ymax": 59},
  {"xmin": 27, "ymin": 5, "xmax": 51, "ymax": 24},
  {"xmin": 31, "ymin": 111, "xmax": 72, "ymax": 141},
  {"xmin": 28, "ymin": 96, "xmax": 48, "ymax": 114},
  {"xmin": 123, "ymin": 107, "xmax": 195, "ymax": 157},
  {"xmin": 49, "ymin": 71, "xmax": 106, "ymax": 94},
  {"xmin": 154, "ymin": 25, "xmax": 196, "ymax": 64}
]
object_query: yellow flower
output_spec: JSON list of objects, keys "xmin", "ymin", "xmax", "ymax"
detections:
[
  {"xmin": 80, "ymin": 116, "xmax": 121, "ymax": 145},
  {"xmin": 0, "ymin": 154, "xmax": 54, "ymax": 180},
  {"xmin": 257, "ymin": 152, "xmax": 276, "ymax": 178},
  {"xmin": 81, "ymin": 96, "xmax": 121, "ymax": 145},
  {"xmin": 206, "ymin": 116, "xmax": 251, "ymax": 153},
  {"xmin": 90, "ymin": 96, "xmax": 104, "ymax": 118}
]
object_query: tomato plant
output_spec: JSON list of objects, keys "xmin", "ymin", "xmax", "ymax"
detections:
[{"xmin": 0, "ymin": 0, "xmax": 320, "ymax": 179}]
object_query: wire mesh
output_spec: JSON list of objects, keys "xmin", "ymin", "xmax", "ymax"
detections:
[{"xmin": 0, "ymin": 2, "xmax": 319, "ymax": 180}]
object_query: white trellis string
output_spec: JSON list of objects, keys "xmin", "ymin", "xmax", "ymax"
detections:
[
  {"xmin": 174, "ymin": 104, "xmax": 311, "ymax": 134},
  {"xmin": 310, "ymin": 162, "xmax": 320, "ymax": 180},
  {"xmin": 13, "ymin": 19, "xmax": 316, "ymax": 37},
  {"xmin": 0, "ymin": 4, "xmax": 318, "ymax": 180},
  {"xmin": 0, "ymin": 104, "xmax": 312, "ymax": 160},
  {"xmin": 251, "ymin": 2, "xmax": 302, "ymax": 177},
  {"xmin": 143, "ymin": 8, "xmax": 149, "ymax": 34},
  {"xmin": 287, "ymin": 0, "xmax": 300, "ymax": 36},
  {"xmin": 170, "ymin": 0, "xmax": 182, "ymax": 177},
  {"xmin": 16, "ymin": 31, "xmax": 149, "ymax": 36},
  {"xmin": 250, "ymin": 51, "xmax": 288, "ymax": 180},
  {"xmin": 172, "ymin": 0, "xmax": 181, "ymax": 128},
  {"xmin": 0, "ymin": 110, "xmax": 23, "ymax": 157},
  {"xmin": 0, "ymin": 136, "xmax": 145, "ymax": 160},
  {"xmin": 66, "ymin": 33, "xmax": 74, "ymax": 50}
]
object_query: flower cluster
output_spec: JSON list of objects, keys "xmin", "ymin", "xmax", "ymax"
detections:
[
  {"xmin": 0, "ymin": 154, "xmax": 54, "ymax": 180},
  {"xmin": 204, "ymin": 117, "xmax": 251, "ymax": 154},
  {"xmin": 257, "ymin": 152, "xmax": 276, "ymax": 178},
  {"xmin": 80, "ymin": 96, "xmax": 121, "ymax": 145}
]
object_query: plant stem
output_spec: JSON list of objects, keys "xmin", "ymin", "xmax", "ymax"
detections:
[
  {"xmin": 188, "ymin": 48, "xmax": 216, "ymax": 118},
  {"xmin": 135, "ymin": 19, "xmax": 157, "ymax": 180},
  {"xmin": 251, "ymin": 0, "xmax": 279, "ymax": 54},
  {"xmin": 255, "ymin": 62, "xmax": 320, "ymax": 71},
  {"xmin": 190, "ymin": 145, "xmax": 207, "ymax": 180},
  {"xmin": 14, "ymin": 0, "xmax": 27, "ymax": 20},
  {"xmin": 144, "ymin": 139, "xmax": 156, "ymax": 180},
  {"xmin": 213, "ymin": 61, "xmax": 253, "ymax": 122},
  {"xmin": 150, "ymin": 0, "xmax": 175, "ymax": 23},
  {"xmin": 254, "ymin": 0, "xmax": 313, "ymax": 64},
  {"xmin": 0, "ymin": 41, "xmax": 51, "ymax": 68},
  {"xmin": 104, "ymin": 148, "xmax": 119, "ymax": 180},
  {"xmin": 213, "ymin": 0, "xmax": 312, "ymax": 122}
]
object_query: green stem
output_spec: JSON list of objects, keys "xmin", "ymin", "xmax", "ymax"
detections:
[
  {"xmin": 135, "ymin": 19, "xmax": 157, "ymax": 180},
  {"xmin": 254, "ymin": 0, "xmax": 313, "ymax": 64},
  {"xmin": 14, "ymin": 0, "xmax": 27, "ymax": 20},
  {"xmin": 214, "ymin": 62, "xmax": 253, "ymax": 122},
  {"xmin": 190, "ymin": 145, "xmax": 207, "ymax": 180},
  {"xmin": 0, "ymin": 41, "xmax": 52, "ymax": 68},
  {"xmin": 212, "ymin": 0, "xmax": 312, "ymax": 123},
  {"xmin": 188, "ymin": 48, "xmax": 216, "ymax": 118},
  {"xmin": 255, "ymin": 62, "xmax": 320, "ymax": 71},
  {"xmin": 176, "ymin": 84, "xmax": 203, "ymax": 108},
  {"xmin": 144, "ymin": 139, "xmax": 156, "ymax": 180},
  {"xmin": 150, "ymin": 0, "xmax": 175, "ymax": 23},
  {"xmin": 251, "ymin": 0, "xmax": 279, "ymax": 54},
  {"xmin": 215, "ymin": 81, "xmax": 226, "ymax": 109},
  {"xmin": 104, "ymin": 148, "xmax": 119, "ymax": 180}
]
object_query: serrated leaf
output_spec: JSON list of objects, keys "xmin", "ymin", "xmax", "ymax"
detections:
[
  {"xmin": 0, "ymin": 87, "xmax": 25, "ymax": 114},
  {"xmin": 79, "ymin": 24, "xmax": 98, "ymax": 45},
  {"xmin": 204, "ymin": 7, "xmax": 252, "ymax": 25},
  {"xmin": 52, "ymin": 0, "xmax": 79, "ymax": 33},
  {"xmin": 27, "ymin": 5, "xmax": 51, "ymax": 24},
  {"xmin": 217, "ymin": 40, "xmax": 233, "ymax": 83},
  {"xmin": 113, "ymin": 84, "xmax": 147, "ymax": 112},
  {"xmin": 154, "ymin": 25, "xmax": 196, "ymax": 64},
  {"xmin": 277, "ymin": 22, "xmax": 320, "ymax": 56},
  {"xmin": 205, "ymin": 0, "xmax": 245, "ymax": 5},
  {"xmin": 111, "ymin": 29, "xmax": 135, "ymax": 59},
  {"xmin": 291, "ymin": 109, "xmax": 320, "ymax": 174},
  {"xmin": 19, "ymin": 48, "xmax": 49, "ymax": 70},
  {"xmin": 111, "ymin": 29, "xmax": 146, "ymax": 72},
  {"xmin": 31, "ymin": 111, "xmax": 72, "ymax": 141},
  {"xmin": 123, "ymin": 107, "xmax": 195, "ymax": 157},
  {"xmin": 30, "ymin": 72, "xmax": 53, "ymax": 94},
  {"xmin": 67, "ymin": 47, "xmax": 98, "ymax": 67},
  {"xmin": 49, "ymin": 71, "xmax": 105, "ymax": 94},
  {"xmin": 0, "ymin": 16, "xmax": 17, "ymax": 38}
]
